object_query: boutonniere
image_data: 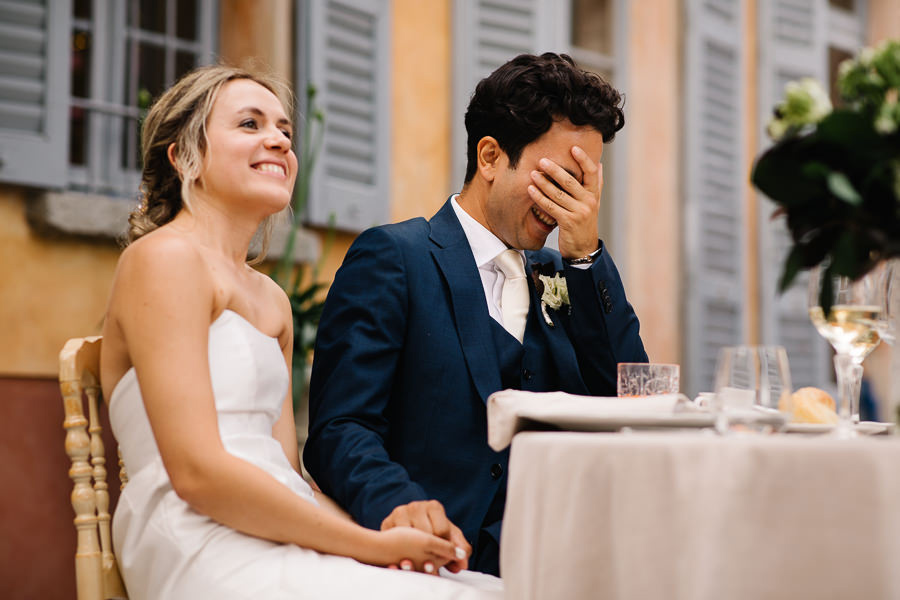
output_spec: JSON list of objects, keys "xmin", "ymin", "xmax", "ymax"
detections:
[{"xmin": 530, "ymin": 263, "xmax": 571, "ymax": 327}]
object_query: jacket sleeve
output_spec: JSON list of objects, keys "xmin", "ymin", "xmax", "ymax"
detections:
[
  {"xmin": 303, "ymin": 227, "xmax": 428, "ymax": 529},
  {"xmin": 563, "ymin": 245, "xmax": 648, "ymax": 394}
]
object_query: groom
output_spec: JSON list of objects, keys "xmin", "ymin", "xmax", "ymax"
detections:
[{"xmin": 304, "ymin": 53, "xmax": 647, "ymax": 576}]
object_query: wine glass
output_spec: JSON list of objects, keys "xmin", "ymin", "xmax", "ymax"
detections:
[
  {"xmin": 807, "ymin": 265, "xmax": 886, "ymax": 435},
  {"xmin": 875, "ymin": 259, "xmax": 900, "ymax": 346},
  {"xmin": 712, "ymin": 345, "xmax": 792, "ymax": 433}
]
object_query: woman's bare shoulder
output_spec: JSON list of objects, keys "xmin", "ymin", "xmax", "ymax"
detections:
[
  {"xmin": 110, "ymin": 229, "xmax": 215, "ymax": 314},
  {"xmin": 119, "ymin": 228, "xmax": 205, "ymax": 272}
]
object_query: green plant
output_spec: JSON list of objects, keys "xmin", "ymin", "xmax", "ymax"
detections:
[
  {"xmin": 751, "ymin": 39, "xmax": 900, "ymax": 310},
  {"xmin": 269, "ymin": 84, "xmax": 330, "ymax": 414}
]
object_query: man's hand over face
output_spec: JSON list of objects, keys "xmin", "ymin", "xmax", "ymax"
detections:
[
  {"xmin": 527, "ymin": 145, "xmax": 603, "ymax": 260},
  {"xmin": 381, "ymin": 500, "xmax": 471, "ymax": 574}
]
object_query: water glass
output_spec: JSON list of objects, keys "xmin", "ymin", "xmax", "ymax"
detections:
[{"xmin": 712, "ymin": 346, "xmax": 792, "ymax": 431}]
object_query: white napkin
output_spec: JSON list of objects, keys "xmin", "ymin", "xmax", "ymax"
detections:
[{"xmin": 486, "ymin": 389, "xmax": 687, "ymax": 451}]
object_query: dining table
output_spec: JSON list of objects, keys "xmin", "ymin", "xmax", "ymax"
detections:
[{"xmin": 489, "ymin": 391, "xmax": 900, "ymax": 600}]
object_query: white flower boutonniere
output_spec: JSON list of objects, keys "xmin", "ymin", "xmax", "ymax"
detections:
[{"xmin": 537, "ymin": 273, "xmax": 570, "ymax": 326}]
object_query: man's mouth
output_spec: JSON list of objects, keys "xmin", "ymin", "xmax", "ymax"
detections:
[{"xmin": 531, "ymin": 205, "xmax": 557, "ymax": 229}]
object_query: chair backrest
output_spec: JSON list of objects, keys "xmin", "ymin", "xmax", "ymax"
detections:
[{"xmin": 59, "ymin": 336, "xmax": 128, "ymax": 600}]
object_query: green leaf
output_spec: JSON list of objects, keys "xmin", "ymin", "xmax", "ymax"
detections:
[
  {"xmin": 778, "ymin": 244, "xmax": 805, "ymax": 293},
  {"xmin": 826, "ymin": 171, "xmax": 863, "ymax": 205}
]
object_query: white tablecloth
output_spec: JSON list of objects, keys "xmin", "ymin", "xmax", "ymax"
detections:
[{"xmin": 500, "ymin": 431, "xmax": 900, "ymax": 600}]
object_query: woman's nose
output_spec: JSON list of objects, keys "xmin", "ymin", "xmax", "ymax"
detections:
[{"xmin": 264, "ymin": 128, "xmax": 290, "ymax": 151}]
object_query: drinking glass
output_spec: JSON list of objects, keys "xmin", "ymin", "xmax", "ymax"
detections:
[
  {"xmin": 712, "ymin": 345, "xmax": 792, "ymax": 432},
  {"xmin": 875, "ymin": 259, "xmax": 900, "ymax": 346},
  {"xmin": 808, "ymin": 265, "xmax": 885, "ymax": 435},
  {"xmin": 616, "ymin": 363, "xmax": 680, "ymax": 397}
]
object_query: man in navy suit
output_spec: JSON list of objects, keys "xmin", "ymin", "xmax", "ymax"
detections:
[{"xmin": 305, "ymin": 53, "xmax": 648, "ymax": 577}]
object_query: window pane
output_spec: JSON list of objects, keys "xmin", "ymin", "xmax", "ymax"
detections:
[
  {"xmin": 177, "ymin": 0, "xmax": 198, "ymax": 41},
  {"xmin": 74, "ymin": 0, "xmax": 91, "ymax": 19},
  {"xmin": 69, "ymin": 107, "xmax": 87, "ymax": 166},
  {"xmin": 134, "ymin": 0, "xmax": 166, "ymax": 33},
  {"xmin": 71, "ymin": 29, "xmax": 91, "ymax": 98},
  {"xmin": 138, "ymin": 42, "xmax": 167, "ymax": 100},
  {"xmin": 120, "ymin": 115, "xmax": 141, "ymax": 171},
  {"xmin": 572, "ymin": 0, "xmax": 613, "ymax": 56},
  {"xmin": 176, "ymin": 50, "xmax": 196, "ymax": 80}
]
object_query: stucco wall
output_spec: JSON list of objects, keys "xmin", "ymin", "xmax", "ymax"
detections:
[{"xmin": 0, "ymin": 189, "xmax": 118, "ymax": 376}]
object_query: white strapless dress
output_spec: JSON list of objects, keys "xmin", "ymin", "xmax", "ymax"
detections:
[{"xmin": 110, "ymin": 310, "xmax": 503, "ymax": 600}]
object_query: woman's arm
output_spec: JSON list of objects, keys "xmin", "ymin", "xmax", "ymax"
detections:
[{"xmin": 109, "ymin": 236, "xmax": 455, "ymax": 569}]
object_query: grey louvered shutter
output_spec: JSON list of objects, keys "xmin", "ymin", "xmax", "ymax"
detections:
[
  {"xmin": 306, "ymin": 0, "xmax": 390, "ymax": 231},
  {"xmin": 683, "ymin": 0, "xmax": 747, "ymax": 396},
  {"xmin": 451, "ymin": 0, "xmax": 568, "ymax": 191},
  {"xmin": 0, "ymin": 0, "xmax": 70, "ymax": 188},
  {"xmin": 756, "ymin": 0, "xmax": 829, "ymax": 389}
]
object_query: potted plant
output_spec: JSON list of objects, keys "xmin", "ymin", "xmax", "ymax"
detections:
[{"xmin": 751, "ymin": 39, "xmax": 900, "ymax": 308}]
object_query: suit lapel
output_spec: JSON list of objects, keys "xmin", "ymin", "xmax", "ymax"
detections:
[
  {"xmin": 525, "ymin": 256, "xmax": 589, "ymax": 394},
  {"xmin": 430, "ymin": 201, "xmax": 502, "ymax": 403}
]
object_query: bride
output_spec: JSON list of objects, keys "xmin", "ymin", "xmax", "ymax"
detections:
[{"xmin": 99, "ymin": 65, "xmax": 503, "ymax": 599}]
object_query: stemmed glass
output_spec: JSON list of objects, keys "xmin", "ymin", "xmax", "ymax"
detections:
[
  {"xmin": 875, "ymin": 259, "xmax": 900, "ymax": 346},
  {"xmin": 807, "ymin": 265, "xmax": 886, "ymax": 436}
]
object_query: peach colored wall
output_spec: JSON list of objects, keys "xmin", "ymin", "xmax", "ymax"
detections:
[
  {"xmin": 868, "ymin": 0, "xmax": 900, "ymax": 45},
  {"xmin": 0, "ymin": 190, "xmax": 119, "ymax": 376},
  {"xmin": 743, "ymin": 0, "xmax": 760, "ymax": 344},
  {"xmin": 219, "ymin": 0, "xmax": 293, "ymax": 80},
  {"xmin": 390, "ymin": 0, "xmax": 453, "ymax": 223},
  {"xmin": 622, "ymin": 0, "xmax": 682, "ymax": 364}
]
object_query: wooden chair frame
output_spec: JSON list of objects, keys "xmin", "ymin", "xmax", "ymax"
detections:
[{"xmin": 59, "ymin": 336, "xmax": 128, "ymax": 600}]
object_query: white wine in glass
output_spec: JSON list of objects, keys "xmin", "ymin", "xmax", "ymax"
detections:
[
  {"xmin": 808, "ymin": 304, "xmax": 882, "ymax": 362},
  {"xmin": 808, "ymin": 265, "xmax": 886, "ymax": 434}
]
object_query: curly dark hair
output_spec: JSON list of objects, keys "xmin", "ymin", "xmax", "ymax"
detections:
[{"xmin": 463, "ymin": 52, "xmax": 624, "ymax": 183}]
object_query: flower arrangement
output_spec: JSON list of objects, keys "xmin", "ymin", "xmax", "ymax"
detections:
[{"xmin": 751, "ymin": 39, "xmax": 900, "ymax": 307}]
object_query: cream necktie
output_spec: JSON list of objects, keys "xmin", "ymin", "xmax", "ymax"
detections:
[{"xmin": 494, "ymin": 249, "xmax": 529, "ymax": 343}]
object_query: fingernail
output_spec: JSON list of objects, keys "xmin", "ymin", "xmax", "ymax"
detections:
[
  {"xmin": 455, "ymin": 546, "xmax": 467, "ymax": 560},
  {"xmin": 400, "ymin": 563, "xmax": 412, "ymax": 571},
  {"xmin": 424, "ymin": 562, "xmax": 435, "ymax": 574},
  {"xmin": 539, "ymin": 158, "xmax": 551, "ymax": 168}
]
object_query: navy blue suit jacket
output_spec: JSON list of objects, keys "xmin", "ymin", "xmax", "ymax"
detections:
[{"xmin": 304, "ymin": 200, "xmax": 647, "ymax": 563}]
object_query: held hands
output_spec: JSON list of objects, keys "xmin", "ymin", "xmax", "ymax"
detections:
[
  {"xmin": 376, "ymin": 527, "xmax": 458, "ymax": 573},
  {"xmin": 380, "ymin": 500, "xmax": 471, "ymax": 575},
  {"xmin": 527, "ymin": 146, "xmax": 602, "ymax": 260}
]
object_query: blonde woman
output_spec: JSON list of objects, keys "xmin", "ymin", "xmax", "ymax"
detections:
[{"xmin": 100, "ymin": 65, "xmax": 503, "ymax": 599}]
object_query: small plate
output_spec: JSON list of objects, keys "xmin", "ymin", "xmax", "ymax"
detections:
[{"xmin": 785, "ymin": 421, "xmax": 894, "ymax": 435}]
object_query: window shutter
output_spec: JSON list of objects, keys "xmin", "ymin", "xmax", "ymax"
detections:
[
  {"xmin": 0, "ymin": 0, "xmax": 70, "ymax": 188},
  {"xmin": 756, "ymin": 0, "xmax": 829, "ymax": 389},
  {"xmin": 306, "ymin": 0, "xmax": 391, "ymax": 231},
  {"xmin": 683, "ymin": 0, "xmax": 747, "ymax": 396},
  {"xmin": 451, "ymin": 0, "xmax": 568, "ymax": 192}
]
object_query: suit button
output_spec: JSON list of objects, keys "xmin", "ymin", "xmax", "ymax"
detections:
[
  {"xmin": 490, "ymin": 463, "xmax": 503, "ymax": 479},
  {"xmin": 522, "ymin": 368, "xmax": 533, "ymax": 381},
  {"xmin": 597, "ymin": 281, "xmax": 608, "ymax": 294}
]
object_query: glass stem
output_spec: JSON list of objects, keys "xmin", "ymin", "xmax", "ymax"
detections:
[
  {"xmin": 850, "ymin": 361, "xmax": 864, "ymax": 424},
  {"xmin": 833, "ymin": 354, "xmax": 861, "ymax": 435}
]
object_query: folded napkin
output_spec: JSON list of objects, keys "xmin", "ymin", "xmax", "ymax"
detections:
[{"xmin": 486, "ymin": 389, "xmax": 691, "ymax": 451}]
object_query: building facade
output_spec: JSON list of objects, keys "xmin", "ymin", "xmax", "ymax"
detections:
[{"xmin": 1, "ymin": 1, "xmax": 898, "ymax": 597}]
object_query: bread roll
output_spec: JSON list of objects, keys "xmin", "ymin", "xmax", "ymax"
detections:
[{"xmin": 779, "ymin": 386, "xmax": 838, "ymax": 424}]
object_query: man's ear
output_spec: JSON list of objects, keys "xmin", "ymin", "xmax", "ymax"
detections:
[{"xmin": 476, "ymin": 136, "xmax": 502, "ymax": 182}]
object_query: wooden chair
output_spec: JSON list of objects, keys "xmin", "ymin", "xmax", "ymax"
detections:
[{"xmin": 59, "ymin": 336, "xmax": 128, "ymax": 600}]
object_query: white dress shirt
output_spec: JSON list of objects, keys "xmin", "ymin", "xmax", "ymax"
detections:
[{"xmin": 451, "ymin": 196, "xmax": 525, "ymax": 328}]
